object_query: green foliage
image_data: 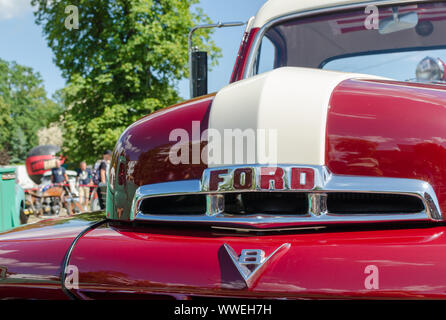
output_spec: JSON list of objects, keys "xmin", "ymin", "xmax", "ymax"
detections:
[
  {"xmin": 0, "ymin": 96, "xmax": 11, "ymax": 148},
  {"xmin": 0, "ymin": 149, "xmax": 10, "ymax": 166},
  {"xmin": 32, "ymin": 0, "xmax": 221, "ymax": 163},
  {"xmin": 0, "ymin": 96, "xmax": 11, "ymax": 166},
  {"xmin": 0, "ymin": 59, "xmax": 62, "ymax": 163},
  {"xmin": 9, "ymin": 127, "xmax": 27, "ymax": 164}
]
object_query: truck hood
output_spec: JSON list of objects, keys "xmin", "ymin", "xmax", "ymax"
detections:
[
  {"xmin": 209, "ymin": 67, "xmax": 382, "ymax": 167},
  {"xmin": 110, "ymin": 66, "xmax": 446, "ymax": 222}
]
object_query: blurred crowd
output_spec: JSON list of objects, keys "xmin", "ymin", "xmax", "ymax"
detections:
[{"xmin": 50, "ymin": 149, "xmax": 112, "ymax": 212}]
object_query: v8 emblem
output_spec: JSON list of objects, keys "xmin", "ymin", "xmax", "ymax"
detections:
[
  {"xmin": 239, "ymin": 249, "xmax": 265, "ymax": 265},
  {"xmin": 223, "ymin": 243, "xmax": 291, "ymax": 288}
]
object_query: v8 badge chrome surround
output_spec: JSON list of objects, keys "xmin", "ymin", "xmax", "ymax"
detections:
[{"xmin": 223, "ymin": 243, "xmax": 291, "ymax": 287}]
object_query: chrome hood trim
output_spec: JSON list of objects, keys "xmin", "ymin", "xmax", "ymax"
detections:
[{"xmin": 129, "ymin": 165, "xmax": 442, "ymax": 228}]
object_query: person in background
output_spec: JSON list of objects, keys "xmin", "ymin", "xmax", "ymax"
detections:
[
  {"xmin": 51, "ymin": 159, "xmax": 69, "ymax": 205},
  {"xmin": 97, "ymin": 150, "xmax": 112, "ymax": 210},
  {"xmin": 51, "ymin": 159, "xmax": 68, "ymax": 185},
  {"xmin": 76, "ymin": 161, "xmax": 92, "ymax": 211}
]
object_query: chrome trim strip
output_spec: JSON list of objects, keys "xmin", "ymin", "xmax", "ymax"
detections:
[
  {"xmin": 61, "ymin": 219, "xmax": 108, "ymax": 299},
  {"xmin": 130, "ymin": 165, "xmax": 443, "ymax": 228},
  {"xmin": 243, "ymin": 0, "xmax": 439, "ymax": 78},
  {"xmin": 134, "ymin": 212, "xmax": 433, "ymax": 227},
  {"xmin": 212, "ymin": 225, "xmax": 326, "ymax": 233}
]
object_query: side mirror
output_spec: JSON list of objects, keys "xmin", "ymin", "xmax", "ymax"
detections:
[
  {"xmin": 188, "ymin": 21, "xmax": 246, "ymax": 99},
  {"xmin": 191, "ymin": 51, "xmax": 208, "ymax": 98}
]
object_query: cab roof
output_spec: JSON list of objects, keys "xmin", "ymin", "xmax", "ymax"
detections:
[{"xmin": 252, "ymin": 0, "xmax": 402, "ymax": 28}]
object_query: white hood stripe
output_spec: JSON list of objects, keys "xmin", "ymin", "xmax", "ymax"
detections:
[{"xmin": 208, "ymin": 67, "xmax": 377, "ymax": 167}]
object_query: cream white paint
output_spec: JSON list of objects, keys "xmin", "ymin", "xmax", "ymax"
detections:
[
  {"xmin": 208, "ymin": 67, "xmax": 381, "ymax": 167},
  {"xmin": 252, "ymin": 0, "xmax": 406, "ymax": 28}
]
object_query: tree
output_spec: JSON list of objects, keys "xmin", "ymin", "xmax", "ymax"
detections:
[
  {"xmin": 9, "ymin": 127, "xmax": 27, "ymax": 164},
  {"xmin": 0, "ymin": 96, "xmax": 11, "ymax": 148},
  {"xmin": 0, "ymin": 59, "xmax": 62, "ymax": 163},
  {"xmin": 0, "ymin": 96, "xmax": 11, "ymax": 166},
  {"xmin": 0, "ymin": 149, "xmax": 10, "ymax": 166},
  {"xmin": 32, "ymin": 0, "xmax": 220, "ymax": 163}
]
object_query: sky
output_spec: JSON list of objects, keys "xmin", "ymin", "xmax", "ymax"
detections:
[
  {"xmin": 1, "ymin": 0, "xmax": 441, "ymax": 100},
  {"xmin": 0, "ymin": 0, "xmax": 266, "ymax": 99}
]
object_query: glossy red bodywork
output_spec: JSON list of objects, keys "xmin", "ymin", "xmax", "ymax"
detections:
[
  {"xmin": 0, "ymin": 213, "xmax": 103, "ymax": 299},
  {"xmin": 327, "ymin": 79, "xmax": 446, "ymax": 216},
  {"xmin": 108, "ymin": 95, "xmax": 214, "ymax": 220},
  {"xmin": 4, "ymin": 13, "xmax": 446, "ymax": 300},
  {"xmin": 118, "ymin": 95, "xmax": 213, "ymax": 186},
  {"xmin": 66, "ymin": 222, "xmax": 446, "ymax": 299},
  {"xmin": 3, "ymin": 213, "xmax": 446, "ymax": 299}
]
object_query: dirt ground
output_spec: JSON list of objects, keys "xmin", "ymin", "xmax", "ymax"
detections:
[{"xmin": 27, "ymin": 208, "xmax": 73, "ymax": 224}]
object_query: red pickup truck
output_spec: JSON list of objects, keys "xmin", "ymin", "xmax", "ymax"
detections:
[{"xmin": 2, "ymin": 0, "xmax": 446, "ymax": 299}]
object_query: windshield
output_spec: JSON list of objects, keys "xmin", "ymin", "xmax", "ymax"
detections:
[{"xmin": 253, "ymin": 2, "xmax": 446, "ymax": 82}]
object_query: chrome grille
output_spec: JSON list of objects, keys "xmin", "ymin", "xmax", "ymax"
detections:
[
  {"xmin": 224, "ymin": 192, "xmax": 309, "ymax": 215},
  {"xmin": 326, "ymin": 193, "xmax": 425, "ymax": 214},
  {"xmin": 130, "ymin": 165, "xmax": 442, "ymax": 228},
  {"xmin": 139, "ymin": 192, "xmax": 426, "ymax": 216},
  {"xmin": 139, "ymin": 195, "xmax": 207, "ymax": 216}
]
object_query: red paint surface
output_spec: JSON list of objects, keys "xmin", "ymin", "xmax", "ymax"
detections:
[
  {"xmin": 0, "ymin": 214, "xmax": 103, "ymax": 300},
  {"xmin": 327, "ymin": 79, "xmax": 446, "ymax": 216},
  {"xmin": 67, "ymin": 223, "xmax": 446, "ymax": 299},
  {"xmin": 109, "ymin": 94, "xmax": 215, "ymax": 220},
  {"xmin": 114, "ymin": 95, "xmax": 214, "ymax": 187}
]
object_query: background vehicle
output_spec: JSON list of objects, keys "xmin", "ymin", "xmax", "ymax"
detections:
[
  {"xmin": 4, "ymin": 0, "xmax": 446, "ymax": 300},
  {"xmin": 15, "ymin": 184, "xmax": 27, "ymax": 224},
  {"xmin": 0, "ymin": 167, "xmax": 26, "ymax": 232},
  {"xmin": 26, "ymin": 170, "xmax": 82, "ymax": 216},
  {"xmin": 25, "ymin": 145, "xmax": 62, "ymax": 185}
]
